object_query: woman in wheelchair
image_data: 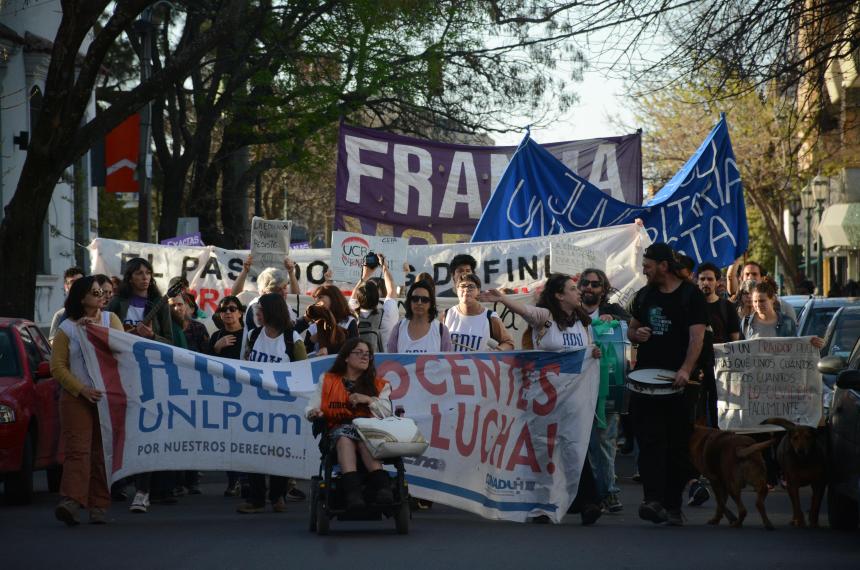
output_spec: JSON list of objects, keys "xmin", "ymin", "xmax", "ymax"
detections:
[{"xmin": 305, "ymin": 338, "xmax": 394, "ymax": 509}]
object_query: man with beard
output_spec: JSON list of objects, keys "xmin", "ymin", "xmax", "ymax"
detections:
[
  {"xmin": 578, "ymin": 269, "xmax": 630, "ymax": 514},
  {"xmin": 628, "ymin": 244, "xmax": 706, "ymax": 526}
]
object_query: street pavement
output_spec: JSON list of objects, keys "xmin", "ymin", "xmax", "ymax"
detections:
[{"xmin": 2, "ymin": 456, "xmax": 858, "ymax": 569}]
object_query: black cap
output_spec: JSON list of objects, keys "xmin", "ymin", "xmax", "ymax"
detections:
[{"xmin": 643, "ymin": 243, "xmax": 680, "ymax": 268}]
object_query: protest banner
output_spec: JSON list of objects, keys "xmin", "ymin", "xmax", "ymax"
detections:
[
  {"xmin": 550, "ymin": 241, "xmax": 607, "ymax": 276},
  {"xmin": 81, "ymin": 324, "xmax": 599, "ymax": 523},
  {"xmin": 714, "ymin": 337, "xmax": 822, "ymax": 430},
  {"xmin": 250, "ymin": 217, "xmax": 292, "ymax": 272},
  {"xmin": 329, "ymin": 231, "xmax": 407, "ymax": 285},
  {"xmin": 160, "ymin": 232, "xmax": 204, "ymax": 247},
  {"xmin": 88, "ymin": 221, "xmax": 649, "ymax": 314},
  {"xmin": 472, "ymin": 116, "xmax": 748, "ymax": 268},
  {"xmin": 335, "ymin": 123, "xmax": 643, "ymax": 244}
]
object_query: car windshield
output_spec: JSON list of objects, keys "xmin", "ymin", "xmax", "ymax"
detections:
[
  {"xmin": 803, "ymin": 307, "xmax": 841, "ymax": 338},
  {"xmin": 0, "ymin": 329, "xmax": 21, "ymax": 377},
  {"xmin": 830, "ymin": 314, "xmax": 860, "ymax": 358}
]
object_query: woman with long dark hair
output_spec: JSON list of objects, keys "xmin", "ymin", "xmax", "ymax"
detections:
[
  {"xmin": 306, "ymin": 338, "xmax": 394, "ymax": 509},
  {"xmin": 298, "ymin": 284, "xmax": 358, "ymax": 356},
  {"xmin": 51, "ymin": 277, "xmax": 123, "ymax": 525},
  {"xmin": 387, "ymin": 279, "xmax": 453, "ymax": 353},
  {"xmin": 106, "ymin": 257, "xmax": 173, "ymax": 345},
  {"xmin": 237, "ymin": 293, "xmax": 307, "ymax": 514},
  {"xmin": 481, "ymin": 273, "xmax": 604, "ymax": 525}
]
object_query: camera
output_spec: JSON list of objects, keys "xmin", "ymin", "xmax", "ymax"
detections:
[{"xmin": 364, "ymin": 251, "xmax": 380, "ymax": 269}]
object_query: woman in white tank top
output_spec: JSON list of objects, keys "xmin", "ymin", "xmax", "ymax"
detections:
[
  {"xmin": 480, "ymin": 272, "xmax": 605, "ymax": 524},
  {"xmin": 480, "ymin": 273, "xmax": 600, "ymax": 356},
  {"xmin": 444, "ymin": 273, "xmax": 514, "ymax": 352},
  {"xmin": 387, "ymin": 279, "xmax": 453, "ymax": 353}
]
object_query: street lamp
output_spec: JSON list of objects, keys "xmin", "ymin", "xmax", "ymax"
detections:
[
  {"xmin": 812, "ymin": 174, "xmax": 830, "ymax": 293},
  {"xmin": 800, "ymin": 184, "xmax": 815, "ymax": 284},
  {"xmin": 788, "ymin": 194, "xmax": 802, "ymax": 269}
]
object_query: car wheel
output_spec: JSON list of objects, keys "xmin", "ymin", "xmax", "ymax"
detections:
[
  {"xmin": 46, "ymin": 465, "xmax": 63, "ymax": 493},
  {"xmin": 4, "ymin": 433, "xmax": 35, "ymax": 505},
  {"xmin": 828, "ymin": 486, "xmax": 859, "ymax": 530}
]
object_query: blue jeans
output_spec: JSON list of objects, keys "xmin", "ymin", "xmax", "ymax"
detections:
[{"xmin": 588, "ymin": 413, "xmax": 620, "ymax": 500}]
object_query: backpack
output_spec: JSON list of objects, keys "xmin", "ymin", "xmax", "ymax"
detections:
[
  {"xmin": 244, "ymin": 326, "xmax": 295, "ymax": 361},
  {"xmin": 358, "ymin": 307, "xmax": 385, "ymax": 352}
]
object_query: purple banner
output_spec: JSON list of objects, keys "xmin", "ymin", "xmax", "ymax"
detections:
[
  {"xmin": 160, "ymin": 232, "xmax": 204, "ymax": 247},
  {"xmin": 335, "ymin": 123, "xmax": 642, "ymax": 244}
]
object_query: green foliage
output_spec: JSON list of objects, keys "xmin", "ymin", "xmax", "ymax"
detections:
[{"xmin": 96, "ymin": 189, "xmax": 139, "ymax": 241}]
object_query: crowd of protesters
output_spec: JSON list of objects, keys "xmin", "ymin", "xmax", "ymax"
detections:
[{"xmin": 47, "ymin": 241, "xmax": 836, "ymax": 528}]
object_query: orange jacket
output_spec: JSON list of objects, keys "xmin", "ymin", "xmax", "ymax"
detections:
[{"xmin": 321, "ymin": 372, "xmax": 389, "ymax": 429}]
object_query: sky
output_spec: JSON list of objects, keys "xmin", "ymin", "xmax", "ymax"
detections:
[{"xmin": 492, "ymin": 71, "xmax": 635, "ymax": 146}]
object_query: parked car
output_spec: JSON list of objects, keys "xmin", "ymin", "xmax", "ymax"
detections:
[
  {"xmin": 820, "ymin": 338, "xmax": 860, "ymax": 530},
  {"xmin": 780, "ymin": 294, "xmax": 813, "ymax": 321},
  {"xmin": 817, "ymin": 307, "xmax": 860, "ymax": 415},
  {"xmin": 797, "ymin": 297, "xmax": 860, "ymax": 339},
  {"xmin": 0, "ymin": 318, "xmax": 62, "ymax": 505}
]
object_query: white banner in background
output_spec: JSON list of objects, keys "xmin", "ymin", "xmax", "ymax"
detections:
[
  {"xmin": 80, "ymin": 324, "xmax": 599, "ymax": 523},
  {"xmin": 88, "ymin": 223, "xmax": 649, "ymax": 314},
  {"xmin": 714, "ymin": 337, "xmax": 822, "ymax": 430}
]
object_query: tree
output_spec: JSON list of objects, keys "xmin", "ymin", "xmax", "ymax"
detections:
[{"xmin": 0, "ymin": 0, "xmax": 248, "ymax": 318}]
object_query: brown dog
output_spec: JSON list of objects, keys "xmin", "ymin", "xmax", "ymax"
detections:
[
  {"xmin": 689, "ymin": 426, "xmax": 774, "ymax": 529},
  {"xmin": 761, "ymin": 418, "xmax": 828, "ymax": 528}
]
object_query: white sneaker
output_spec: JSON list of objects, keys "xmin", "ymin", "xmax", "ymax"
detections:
[{"xmin": 129, "ymin": 491, "xmax": 150, "ymax": 513}]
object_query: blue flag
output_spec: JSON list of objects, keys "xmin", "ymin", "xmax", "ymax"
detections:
[{"xmin": 471, "ymin": 117, "xmax": 748, "ymax": 267}]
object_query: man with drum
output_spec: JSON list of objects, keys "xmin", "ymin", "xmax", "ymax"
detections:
[{"xmin": 627, "ymin": 243, "xmax": 707, "ymax": 526}]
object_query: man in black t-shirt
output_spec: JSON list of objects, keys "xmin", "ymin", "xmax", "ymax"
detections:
[
  {"xmin": 628, "ymin": 243, "xmax": 707, "ymax": 526},
  {"xmin": 697, "ymin": 262, "xmax": 741, "ymax": 426}
]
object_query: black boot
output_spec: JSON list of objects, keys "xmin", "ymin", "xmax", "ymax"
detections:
[
  {"xmin": 367, "ymin": 470, "xmax": 394, "ymax": 504},
  {"xmin": 342, "ymin": 472, "xmax": 366, "ymax": 510}
]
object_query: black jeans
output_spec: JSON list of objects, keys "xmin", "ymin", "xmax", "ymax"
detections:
[
  {"xmin": 630, "ymin": 392, "xmax": 693, "ymax": 511},
  {"xmin": 248, "ymin": 474, "xmax": 287, "ymax": 507}
]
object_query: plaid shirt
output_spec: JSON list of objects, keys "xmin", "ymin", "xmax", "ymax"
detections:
[{"xmin": 183, "ymin": 320, "xmax": 211, "ymax": 354}]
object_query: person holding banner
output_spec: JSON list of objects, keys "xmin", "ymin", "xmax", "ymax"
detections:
[
  {"xmin": 240, "ymin": 262, "xmax": 300, "ymax": 357},
  {"xmin": 480, "ymin": 274, "xmax": 604, "ymax": 525},
  {"xmin": 578, "ymin": 268, "xmax": 630, "ymax": 514},
  {"xmin": 444, "ymin": 274, "xmax": 513, "ymax": 352},
  {"xmin": 51, "ymin": 277, "xmax": 123, "ymax": 526},
  {"xmin": 627, "ymin": 243, "xmax": 707, "ymax": 527},
  {"xmin": 238, "ymin": 293, "xmax": 307, "ymax": 513},
  {"xmin": 742, "ymin": 280, "xmax": 824, "ymax": 348},
  {"xmin": 305, "ymin": 338, "xmax": 395, "ymax": 509},
  {"xmin": 388, "ymin": 279, "xmax": 453, "ymax": 353}
]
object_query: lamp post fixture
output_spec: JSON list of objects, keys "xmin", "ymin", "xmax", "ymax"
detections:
[
  {"xmin": 788, "ymin": 195, "xmax": 802, "ymax": 273},
  {"xmin": 800, "ymin": 184, "xmax": 815, "ymax": 284},
  {"xmin": 812, "ymin": 174, "xmax": 831, "ymax": 294}
]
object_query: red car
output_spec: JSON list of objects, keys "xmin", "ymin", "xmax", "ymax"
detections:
[{"xmin": 0, "ymin": 317, "xmax": 62, "ymax": 505}]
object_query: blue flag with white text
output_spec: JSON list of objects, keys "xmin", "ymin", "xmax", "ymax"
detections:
[{"xmin": 471, "ymin": 117, "xmax": 748, "ymax": 267}]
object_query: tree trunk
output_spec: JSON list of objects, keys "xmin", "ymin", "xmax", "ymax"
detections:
[
  {"xmin": 221, "ymin": 146, "xmax": 251, "ymax": 249},
  {"xmin": 0, "ymin": 153, "xmax": 68, "ymax": 318}
]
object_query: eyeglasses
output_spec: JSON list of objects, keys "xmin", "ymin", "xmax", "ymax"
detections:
[
  {"xmin": 89, "ymin": 289, "xmax": 105, "ymax": 298},
  {"xmin": 350, "ymin": 350, "xmax": 373, "ymax": 359},
  {"xmin": 458, "ymin": 285, "xmax": 477, "ymax": 292},
  {"xmin": 410, "ymin": 295, "xmax": 432, "ymax": 304},
  {"xmin": 220, "ymin": 306, "xmax": 239, "ymax": 313},
  {"xmin": 578, "ymin": 279, "xmax": 602, "ymax": 289}
]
